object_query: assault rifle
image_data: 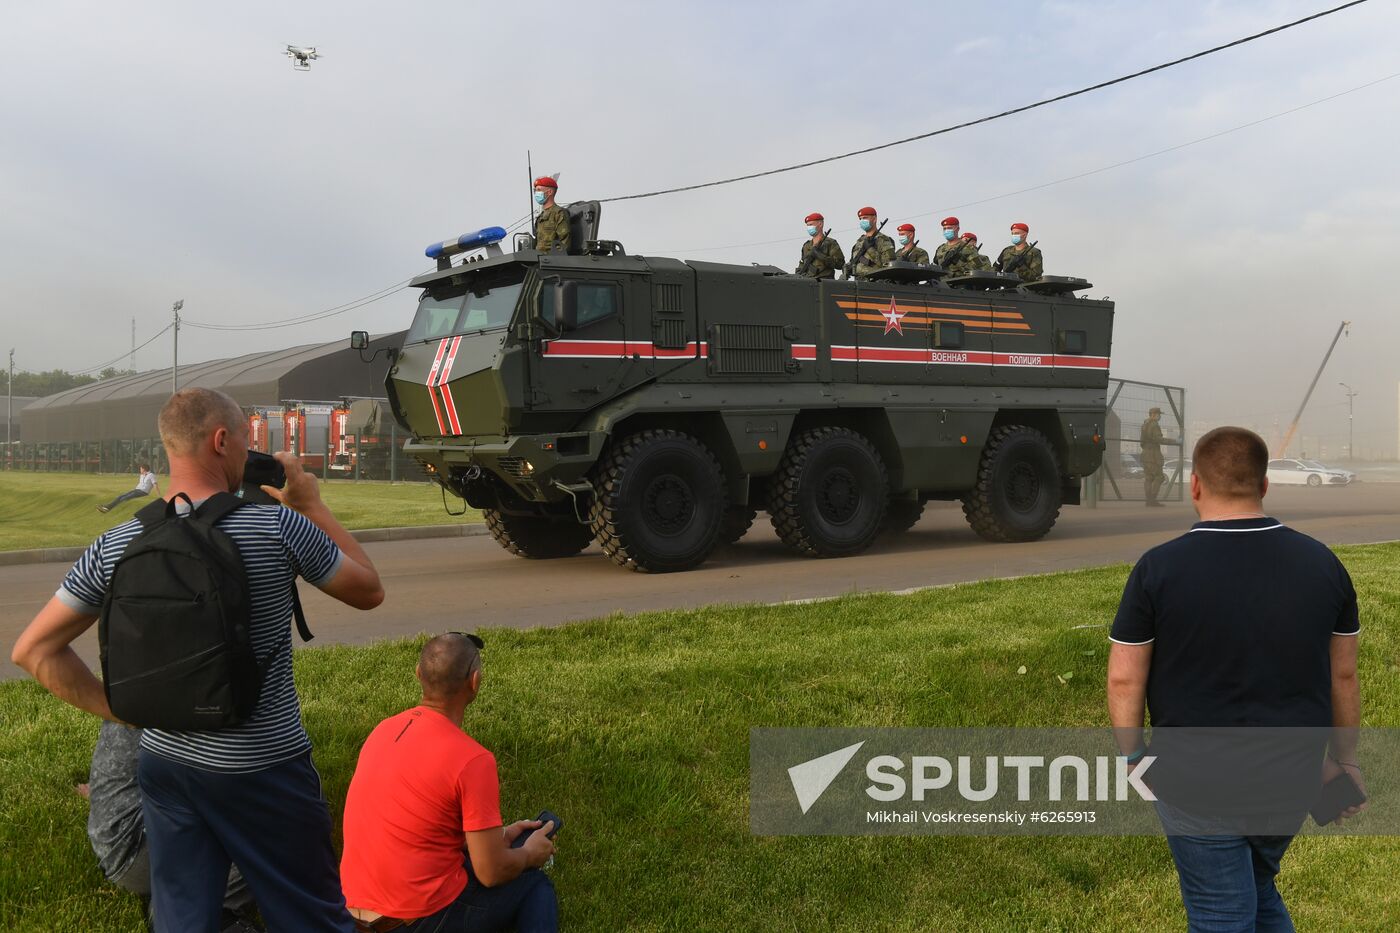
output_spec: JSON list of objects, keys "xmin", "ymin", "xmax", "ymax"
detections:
[
  {"xmin": 995, "ymin": 240, "xmax": 1039, "ymax": 276},
  {"xmin": 843, "ymin": 218, "xmax": 888, "ymax": 279},
  {"xmin": 896, "ymin": 240, "xmax": 922, "ymax": 263},
  {"xmin": 796, "ymin": 228, "xmax": 834, "ymax": 277}
]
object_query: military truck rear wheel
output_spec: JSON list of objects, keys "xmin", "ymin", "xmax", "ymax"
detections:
[
  {"xmin": 768, "ymin": 427, "xmax": 889, "ymax": 557},
  {"xmin": 589, "ymin": 430, "xmax": 727, "ymax": 572},
  {"xmin": 484, "ymin": 510, "xmax": 594, "ymax": 559},
  {"xmin": 719, "ymin": 507, "xmax": 758, "ymax": 545},
  {"xmin": 961, "ymin": 425, "xmax": 1062, "ymax": 542},
  {"xmin": 883, "ymin": 498, "xmax": 925, "ymax": 534}
]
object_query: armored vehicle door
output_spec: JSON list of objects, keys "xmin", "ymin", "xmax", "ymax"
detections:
[
  {"xmin": 922, "ymin": 290, "xmax": 996, "ymax": 382},
  {"xmin": 529, "ymin": 268, "xmax": 662, "ymax": 413},
  {"xmin": 1048, "ymin": 299, "xmax": 1113, "ymax": 389},
  {"xmin": 843, "ymin": 282, "xmax": 935, "ymax": 385}
]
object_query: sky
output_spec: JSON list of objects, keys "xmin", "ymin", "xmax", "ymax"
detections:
[{"xmin": 2, "ymin": 0, "xmax": 1398, "ymax": 458}]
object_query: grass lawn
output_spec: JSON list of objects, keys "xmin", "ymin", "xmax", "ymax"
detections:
[
  {"xmin": 0, "ymin": 472, "xmax": 482, "ymax": 551},
  {"xmin": 2, "ymin": 544, "xmax": 1397, "ymax": 931}
]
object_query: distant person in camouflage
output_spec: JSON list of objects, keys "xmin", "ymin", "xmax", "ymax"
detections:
[
  {"xmin": 1140, "ymin": 406, "xmax": 1167, "ymax": 507},
  {"xmin": 848, "ymin": 206, "xmax": 895, "ymax": 279},
  {"xmin": 962, "ymin": 232, "xmax": 992, "ymax": 271},
  {"xmin": 934, "ymin": 216, "xmax": 976, "ymax": 275},
  {"xmin": 994, "ymin": 222, "xmax": 1043, "ymax": 282},
  {"xmin": 795, "ymin": 212, "xmax": 845, "ymax": 279},
  {"xmin": 533, "ymin": 176, "xmax": 571, "ymax": 253},
  {"xmin": 893, "ymin": 223, "xmax": 929, "ymax": 264}
]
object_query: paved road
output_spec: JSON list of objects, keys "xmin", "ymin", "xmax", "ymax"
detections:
[{"xmin": 4, "ymin": 485, "xmax": 1397, "ymax": 680}]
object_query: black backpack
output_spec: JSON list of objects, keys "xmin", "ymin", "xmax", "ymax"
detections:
[{"xmin": 99, "ymin": 492, "xmax": 312, "ymax": 730}]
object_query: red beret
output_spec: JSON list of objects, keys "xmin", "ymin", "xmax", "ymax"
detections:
[
  {"xmin": 897, "ymin": 223, "xmax": 915, "ymax": 234},
  {"xmin": 961, "ymin": 232, "xmax": 977, "ymax": 241},
  {"xmin": 857, "ymin": 206, "xmax": 877, "ymax": 218},
  {"xmin": 533, "ymin": 177, "xmax": 558, "ymax": 189},
  {"xmin": 1010, "ymin": 222, "xmax": 1029, "ymax": 233},
  {"xmin": 804, "ymin": 212, "xmax": 824, "ymax": 224},
  {"xmin": 941, "ymin": 216, "xmax": 960, "ymax": 227}
]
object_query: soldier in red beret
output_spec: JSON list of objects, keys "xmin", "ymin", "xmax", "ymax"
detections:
[
  {"xmin": 796, "ymin": 212, "xmax": 845, "ymax": 280},
  {"xmin": 894, "ymin": 223, "xmax": 929, "ymax": 264},
  {"xmin": 994, "ymin": 222, "xmax": 1043, "ymax": 282},
  {"xmin": 961, "ymin": 232, "xmax": 992, "ymax": 270},
  {"xmin": 847, "ymin": 207, "xmax": 895, "ymax": 279},
  {"xmin": 533, "ymin": 176, "xmax": 570, "ymax": 253},
  {"xmin": 935, "ymin": 216, "xmax": 975, "ymax": 275}
]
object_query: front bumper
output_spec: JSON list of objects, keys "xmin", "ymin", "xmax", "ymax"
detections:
[{"xmin": 404, "ymin": 431, "xmax": 608, "ymax": 502}]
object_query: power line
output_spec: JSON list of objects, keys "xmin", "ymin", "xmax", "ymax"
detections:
[
  {"xmin": 72, "ymin": 323, "xmax": 174, "ymax": 376},
  {"xmin": 184, "ymin": 278, "xmax": 414, "ymax": 332},
  {"xmin": 653, "ymin": 69, "xmax": 1400, "ymax": 256},
  {"xmin": 597, "ymin": 0, "xmax": 1372, "ymax": 204}
]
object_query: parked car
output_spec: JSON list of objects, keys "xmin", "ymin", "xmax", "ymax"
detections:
[
  {"xmin": 1119, "ymin": 451, "xmax": 1144, "ymax": 479},
  {"xmin": 1300, "ymin": 459, "xmax": 1356, "ymax": 483},
  {"xmin": 1160, "ymin": 458, "xmax": 1192, "ymax": 491},
  {"xmin": 1266, "ymin": 458, "xmax": 1351, "ymax": 487}
]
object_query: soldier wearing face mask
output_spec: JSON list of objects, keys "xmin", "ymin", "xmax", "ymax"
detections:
[
  {"xmin": 796, "ymin": 212, "xmax": 845, "ymax": 279},
  {"xmin": 934, "ymin": 216, "xmax": 975, "ymax": 275},
  {"xmin": 893, "ymin": 223, "xmax": 929, "ymax": 264},
  {"xmin": 848, "ymin": 206, "xmax": 895, "ymax": 279},
  {"xmin": 532, "ymin": 177, "xmax": 571, "ymax": 253},
  {"xmin": 994, "ymin": 222, "xmax": 1043, "ymax": 282}
]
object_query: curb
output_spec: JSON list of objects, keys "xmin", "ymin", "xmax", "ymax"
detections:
[{"xmin": 0, "ymin": 523, "xmax": 490, "ymax": 567}]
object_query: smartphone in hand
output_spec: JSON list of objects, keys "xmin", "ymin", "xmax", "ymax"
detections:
[
  {"xmin": 1311, "ymin": 772, "xmax": 1366, "ymax": 826},
  {"xmin": 510, "ymin": 809, "xmax": 563, "ymax": 848}
]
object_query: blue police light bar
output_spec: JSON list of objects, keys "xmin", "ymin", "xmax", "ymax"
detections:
[{"xmin": 425, "ymin": 226, "xmax": 508, "ymax": 260}]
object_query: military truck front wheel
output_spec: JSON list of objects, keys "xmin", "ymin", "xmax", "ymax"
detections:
[
  {"xmin": 768, "ymin": 427, "xmax": 889, "ymax": 557},
  {"xmin": 589, "ymin": 430, "xmax": 727, "ymax": 572},
  {"xmin": 961, "ymin": 425, "xmax": 1062, "ymax": 542},
  {"xmin": 718, "ymin": 507, "xmax": 759, "ymax": 545},
  {"xmin": 883, "ymin": 498, "xmax": 925, "ymax": 535},
  {"xmin": 484, "ymin": 510, "xmax": 595, "ymax": 559}
]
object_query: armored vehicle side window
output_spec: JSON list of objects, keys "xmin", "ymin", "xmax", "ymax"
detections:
[
  {"xmin": 460, "ymin": 281, "xmax": 524, "ymax": 333},
  {"xmin": 575, "ymin": 282, "xmax": 620, "ymax": 327},
  {"xmin": 406, "ymin": 294, "xmax": 465, "ymax": 343},
  {"xmin": 936, "ymin": 321, "xmax": 965, "ymax": 349}
]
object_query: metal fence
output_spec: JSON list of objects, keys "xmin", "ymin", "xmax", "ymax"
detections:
[
  {"xmin": 1, "ymin": 424, "xmax": 425, "ymax": 483},
  {"xmin": 1092, "ymin": 378, "xmax": 1188, "ymax": 503}
]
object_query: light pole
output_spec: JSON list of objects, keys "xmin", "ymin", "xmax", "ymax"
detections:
[
  {"xmin": 1339, "ymin": 382, "xmax": 1358, "ymax": 462},
  {"xmin": 6, "ymin": 348, "xmax": 13, "ymax": 464},
  {"xmin": 171, "ymin": 300, "xmax": 184, "ymax": 395}
]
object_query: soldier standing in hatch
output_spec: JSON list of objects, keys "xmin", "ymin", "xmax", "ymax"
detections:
[
  {"xmin": 533, "ymin": 176, "xmax": 571, "ymax": 253},
  {"xmin": 962, "ymin": 232, "xmax": 992, "ymax": 270},
  {"xmin": 934, "ymin": 216, "xmax": 974, "ymax": 275},
  {"xmin": 795, "ymin": 212, "xmax": 845, "ymax": 279},
  {"xmin": 849, "ymin": 206, "xmax": 895, "ymax": 279},
  {"xmin": 893, "ymin": 224, "xmax": 929, "ymax": 264},
  {"xmin": 1140, "ymin": 406, "xmax": 1167, "ymax": 507},
  {"xmin": 994, "ymin": 222, "xmax": 1043, "ymax": 282}
]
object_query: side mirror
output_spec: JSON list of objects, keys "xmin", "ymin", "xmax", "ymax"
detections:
[
  {"xmin": 534, "ymin": 278, "xmax": 579, "ymax": 336},
  {"xmin": 349, "ymin": 330, "xmax": 369, "ymax": 350}
]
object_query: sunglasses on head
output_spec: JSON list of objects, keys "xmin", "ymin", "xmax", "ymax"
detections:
[{"xmin": 446, "ymin": 632, "xmax": 485, "ymax": 650}]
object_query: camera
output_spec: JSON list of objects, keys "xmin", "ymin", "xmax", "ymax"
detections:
[{"xmin": 241, "ymin": 450, "xmax": 286, "ymax": 505}]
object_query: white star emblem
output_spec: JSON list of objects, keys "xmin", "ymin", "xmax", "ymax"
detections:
[{"xmin": 882, "ymin": 296, "xmax": 906, "ymax": 335}]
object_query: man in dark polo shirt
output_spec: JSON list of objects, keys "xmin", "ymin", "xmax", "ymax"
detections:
[{"xmin": 1106, "ymin": 426, "xmax": 1364, "ymax": 931}]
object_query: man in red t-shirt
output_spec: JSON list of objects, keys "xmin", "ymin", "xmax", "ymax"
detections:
[{"xmin": 340, "ymin": 633, "xmax": 558, "ymax": 932}]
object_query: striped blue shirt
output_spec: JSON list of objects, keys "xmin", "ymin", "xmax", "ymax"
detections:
[{"xmin": 58, "ymin": 502, "xmax": 343, "ymax": 773}]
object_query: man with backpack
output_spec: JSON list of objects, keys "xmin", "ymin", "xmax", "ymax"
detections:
[{"xmin": 12, "ymin": 388, "xmax": 385, "ymax": 933}]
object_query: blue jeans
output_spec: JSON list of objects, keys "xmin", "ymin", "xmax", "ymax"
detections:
[
  {"xmin": 103, "ymin": 488, "xmax": 149, "ymax": 510},
  {"xmin": 138, "ymin": 749, "xmax": 353, "ymax": 933},
  {"xmin": 1157, "ymin": 800, "xmax": 1302, "ymax": 933},
  {"xmin": 404, "ymin": 856, "xmax": 557, "ymax": 933}
]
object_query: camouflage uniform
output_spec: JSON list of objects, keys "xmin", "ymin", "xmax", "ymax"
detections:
[
  {"xmin": 894, "ymin": 244, "xmax": 930, "ymax": 264},
  {"xmin": 850, "ymin": 232, "xmax": 896, "ymax": 279},
  {"xmin": 934, "ymin": 239, "xmax": 977, "ymax": 275},
  {"xmin": 994, "ymin": 244, "xmax": 1043, "ymax": 282},
  {"xmin": 535, "ymin": 203, "xmax": 571, "ymax": 253},
  {"xmin": 968, "ymin": 248, "xmax": 992, "ymax": 271},
  {"xmin": 796, "ymin": 236, "xmax": 846, "ymax": 279},
  {"xmin": 1140, "ymin": 415, "xmax": 1165, "ymax": 505}
]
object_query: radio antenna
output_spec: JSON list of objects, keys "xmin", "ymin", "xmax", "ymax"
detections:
[{"xmin": 527, "ymin": 150, "xmax": 536, "ymax": 238}]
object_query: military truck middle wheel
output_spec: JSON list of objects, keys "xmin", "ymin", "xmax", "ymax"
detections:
[
  {"xmin": 588, "ymin": 429, "xmax": 727, "ymax": 572},
  {"xmin": 484, "ymin": 510, "xmax": 594, "ymax": 559},
  {"xmin": 883, "ymin": 498, "xmax": 925, "ymax": 534},
  {"xmin": 718, "ymin": 507, "xmax": 759, "ymax": 545},
  {"xmin": 768, "ymin": 426, "xmax": 889, "ymax": 557},
  {"xmin": 961, "ymin": 425, "xmax": 1062, "ymax": 542}
]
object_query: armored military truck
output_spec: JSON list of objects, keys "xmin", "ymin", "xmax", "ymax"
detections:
[{"xmin": 354, "ymin": 204, "xmax": 1113, "ymax": 573}]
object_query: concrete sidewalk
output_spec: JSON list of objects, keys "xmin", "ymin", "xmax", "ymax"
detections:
[{"xmin": 0, "ymin": 522, "xmax": 488, "ymax": 567}]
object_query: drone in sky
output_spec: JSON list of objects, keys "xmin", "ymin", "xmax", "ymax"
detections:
[{"xmin": 285, "ymin": 45, "xmax": 321, "ymax": 71}]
